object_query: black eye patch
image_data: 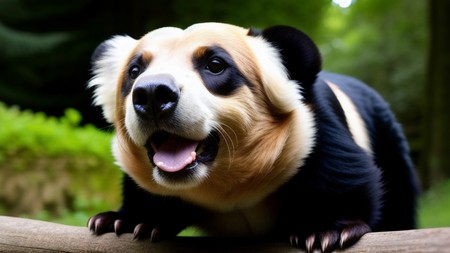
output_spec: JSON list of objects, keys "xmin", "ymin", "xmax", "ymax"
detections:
[
  {"xmin": 193, "ymin": 46, "xmax": 248, "ymax": 96},
  {"xmin": 121, "ymin": 54, "xmax": 149, "ymax": 98}
]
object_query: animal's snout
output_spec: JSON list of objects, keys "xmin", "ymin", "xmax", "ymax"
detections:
[{"xmin": 132, "ymin": 74, "xmax": 180, "ymax": 119}]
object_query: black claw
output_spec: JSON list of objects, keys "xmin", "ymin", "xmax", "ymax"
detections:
[
  {"xmin": 339, "ymin": 220, "xmax": 371, "ymax": 248},
  {"xmin": 114, "ymin": 219, "xmax": 124, "ymax": 236},
  {"xmin": 289, "ymin": 234, "xmax": 300, "ymax": 248},
  {"xmin": 305, "ymin": 234, "xmax": 316, "ymax": 253},
  {"xmin": 87, "ymin": 217, "xmax": 94, "ymax": 232},
  {"xmin": 87, "ymin": 211, "xmax": 124, "ymax": 235},
  {"xmin": 150, "ymin": 226, "xmax": 181, "ymax": 242},
  {"xmin": 88, "ymin": 212, "xmax": 183, "ymax": 243},
  {"xmin": 320, "ymin": 230, "xmax": 339, "ymax": 253},
  {"xmin": 150, "ymin": 227, "xmax": 161, "ymax": 243},
  {"xmin": 94, "ymin": 217, "xmax": 105, "ymax": 234},
  {"xmin": 133, "ymin": 223, "xmax": 152, "ymax": 240},
  {"xmin": 288, "ymin": 220, "xmax": 371, "ymax": 252},
  {"xmin": 132, "ymin": 224, "xmax": 142, "ymax": 240}
]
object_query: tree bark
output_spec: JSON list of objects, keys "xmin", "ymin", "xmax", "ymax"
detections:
[
  {"xmin": 0, "ymin": 216, "xmax": 449, "ymax": 253},
  {"xmin": 420, "ymin": 0, "xmax": 450, "ymax": 188}
]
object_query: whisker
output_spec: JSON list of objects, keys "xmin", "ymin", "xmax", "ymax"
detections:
[{"xmin": 213, "ymin": 123, "xmax": 238, "ymax": 171}]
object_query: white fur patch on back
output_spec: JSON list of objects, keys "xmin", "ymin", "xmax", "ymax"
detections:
[
  {"xmin": 88, "ymin": 35, "xmax": 137, "ymax": 123},
  {"xmin": 327, "ymin": 81, "xmax": 372, "ymax": 153}
]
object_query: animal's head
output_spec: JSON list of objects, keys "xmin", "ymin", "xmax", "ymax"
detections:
[{"xmin": 89, "ymin": 23, "xmax": 319, "ymax": 210}]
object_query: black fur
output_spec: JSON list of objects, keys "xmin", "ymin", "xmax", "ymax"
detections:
[
  {"xmin": 193, "ymin": 46, "xmax": 249, "ymax": 95},
  {"xmin": 318, "ymin": 72, "xmax": 420, "ymax": 231},
  {"xmin": 89, "ymin": 25, "xmax": 419, "ymax": 252},
  {"xmin": 250, "ymin": 25, "xmax": 322, "ymax": 102},
  {"xmin": 255, "ymin": 25, "xmax": 419, "ymax": 235},
  {"xmin": 90, "ymin": 40, "xmax": 110, "ymax": 65},
  {"xmin": 122, "ymin": 54, "xmax": 150, "ymax": 98}
]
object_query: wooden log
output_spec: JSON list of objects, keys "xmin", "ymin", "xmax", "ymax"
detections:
[{"xmin": 0, "ymin": 215, "xmax": 449, "ymax": 253}]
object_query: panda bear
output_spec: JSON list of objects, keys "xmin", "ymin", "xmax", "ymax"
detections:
[{"xmin": 87, "ymin": 23, "xmax": 419, "ymax": 253}]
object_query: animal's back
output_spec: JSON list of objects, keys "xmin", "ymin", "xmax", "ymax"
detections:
[{"xmin": 320, "ymin": 71, "xmax": 420, "ymax": 231}]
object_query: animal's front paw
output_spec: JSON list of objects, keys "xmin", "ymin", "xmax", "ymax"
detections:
[
  {"xmin": 289, "ymin": 220, "xmax": 371, "ymax": 253},
  {"xmin": 88, "ymin": 211, "xmax": 162, "ymax": 241}
]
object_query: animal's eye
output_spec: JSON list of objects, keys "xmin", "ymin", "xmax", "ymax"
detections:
[
  {"xmin": 129, "ymin": 65, "xmax": 141, "ymax": 79},
  {"xmin": 206, "ymin": 57, "xmax": 227, "ymax": 74}
]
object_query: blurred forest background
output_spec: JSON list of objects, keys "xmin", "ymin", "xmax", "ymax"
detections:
[{"xmin": 1, "ymin": 0, "xmax": 449, "ymax": 229}]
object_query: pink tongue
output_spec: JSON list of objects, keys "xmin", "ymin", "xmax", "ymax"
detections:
[{"xmin": 153, "ymin": 135, "xmax": 199, "ymax": 172}]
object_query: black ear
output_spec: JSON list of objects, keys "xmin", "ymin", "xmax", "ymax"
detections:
[
  {"xmin": 91, "ymin": 40, "xmax": 111, "ymax": 65},
  {"xmin": 249, "ymin": 26, "xmax": 321, "ymax": 89}
]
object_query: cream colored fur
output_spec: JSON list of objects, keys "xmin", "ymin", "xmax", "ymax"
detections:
[
  {"xmin": 327, "ymin": 81, "xmax": 372, "ymax": 153},
  {"xmin": 89, "ymin": 23, "xmax": 316, "ymax": 214},
  {"xmin": 88, "ymin": 35, "xmax": 137, "ymax": 123}
]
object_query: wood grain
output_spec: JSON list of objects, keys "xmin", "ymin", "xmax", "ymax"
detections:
[{"xmin": 0, "ymin": 215, "xmax": 449, "ymax": 252}]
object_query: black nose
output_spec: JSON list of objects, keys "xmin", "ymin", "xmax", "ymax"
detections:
[{"xmin": 132, "ymin": 74, "xmax": 180, "ymax": 119}]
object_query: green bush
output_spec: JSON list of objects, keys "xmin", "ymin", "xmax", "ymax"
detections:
[
  {"xmin": 0, "ymin": 103, "xmax": 121, "ymax": 225},
  {"xmin": 0, "ymin": 104, "xmax": 107, "ymax": 161},
  {"xmin": 419, "ymin": 180, "xmax": 450, "ymax": 228}
]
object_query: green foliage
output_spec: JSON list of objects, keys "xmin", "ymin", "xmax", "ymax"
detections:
[
  {"xmin": 319, "ymin": 0, "xmax": 427, "ymax": 122},
  {"xmin": 169, "ymin": 0, "xmax": 329, "ymax": 38},
  {"xmin": 419, "ymin": 180, "xmax": 450, "ymax": 228},
  {"xmin": 0, "ymin": 103, "xmax": 109, "ymax": 161},
  {"xmin": 0, "ymin": 103, "xmax": 120, "ymax": 224}
]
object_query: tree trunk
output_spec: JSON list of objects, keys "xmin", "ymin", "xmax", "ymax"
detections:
[{"xmin": 420, "ymin": 0, "xmax": 450, "ymax": 188}]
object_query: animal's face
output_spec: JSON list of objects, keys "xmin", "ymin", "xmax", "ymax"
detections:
[{"xmin": 89, "ymin": 23, "xmax": 316, "ymax": 210}]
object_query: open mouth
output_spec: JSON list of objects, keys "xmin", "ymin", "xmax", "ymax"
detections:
[{"xmin": 144, "ymin": 130, "xmax": 219, "ymax": 175}]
